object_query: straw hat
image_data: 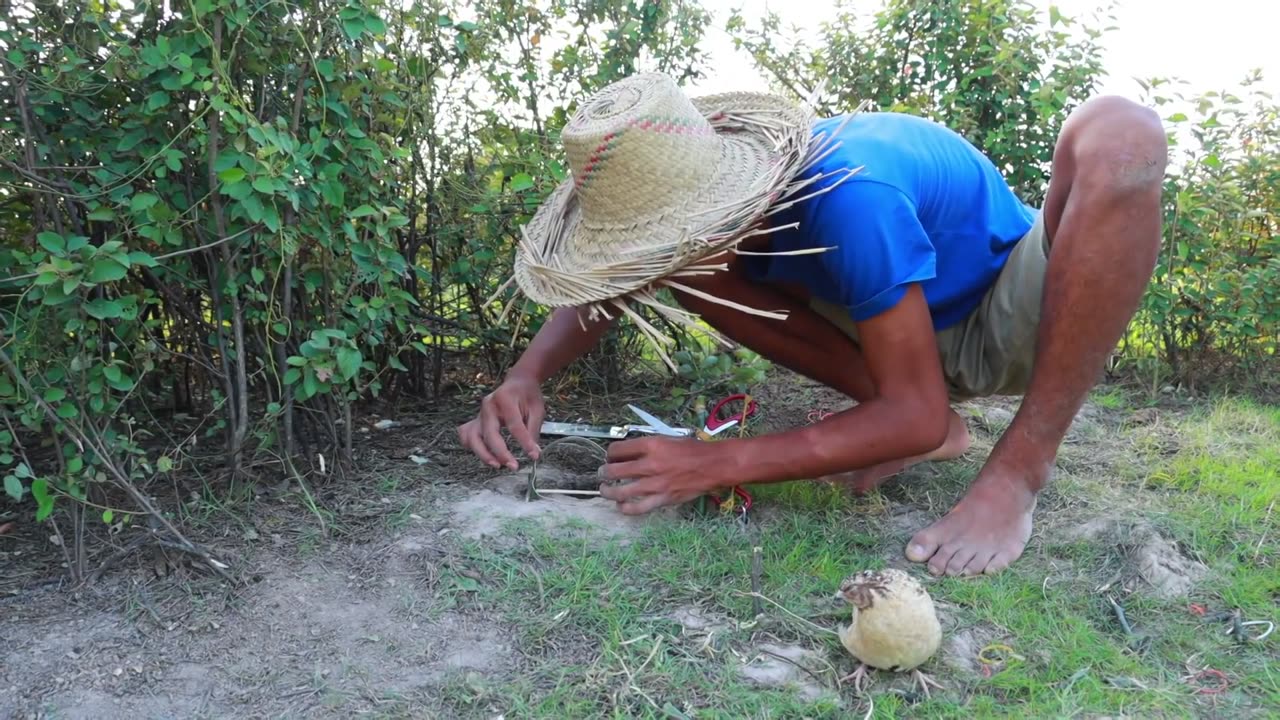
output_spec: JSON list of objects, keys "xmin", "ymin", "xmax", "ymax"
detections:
[{"xmin": 494, "ymin": 72, "xmax": 860, "ymax": 368}]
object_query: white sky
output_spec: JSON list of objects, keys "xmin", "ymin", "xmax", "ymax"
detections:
[{"xmin": 687, "ymin": 0, "xmax": 1277, "ymax": 102}]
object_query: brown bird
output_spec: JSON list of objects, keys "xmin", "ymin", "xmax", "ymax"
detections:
[{"xmin": 835, "ymin": 568, "xmax": 944, "ymax": 697}]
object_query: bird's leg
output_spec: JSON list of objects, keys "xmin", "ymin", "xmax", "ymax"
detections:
[
  {"xmin": 911, "ymin": 669, "xmax": 945, "ymax": 698},
  {"xmin": 839, "ymin": 663, "xmax": 874, "ymax": 694}
]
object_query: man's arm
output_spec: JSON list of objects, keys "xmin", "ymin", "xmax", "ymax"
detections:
[
  {"xmin": 725, "ymin": 283, "xmax": 951, "ymax": 483},
  {"xmin": 508, "ymin": 305, "xmax": 617, "ymax": 383},
  {"xmin": 599, "ymin": 283, "xmax": 952, "ymax": 511},
  {"xmin": 459, "ymin": 305, "xmax": 616, "ymax": 469}
]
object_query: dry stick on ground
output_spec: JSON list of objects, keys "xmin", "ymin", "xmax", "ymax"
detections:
[{"xmin": 0, "ymin": 346, "xmax": 237, "ymax": 585}]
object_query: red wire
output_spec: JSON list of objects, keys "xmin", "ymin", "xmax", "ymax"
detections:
[{"xmin": 1190, "ymin": 669, "xmax": 1229, "ymax": 695}]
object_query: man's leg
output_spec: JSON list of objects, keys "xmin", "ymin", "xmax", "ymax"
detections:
[
  {"xmin": 669, "ymin": 272, "xmax": 971, "ymax": 476},
  {"xmin": 906, "ymin": 95, "xmax": 1168, "ymax": 577}
]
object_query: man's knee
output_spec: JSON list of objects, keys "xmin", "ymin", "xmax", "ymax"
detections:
[{"xmin": 1060, "ymin": 95, "xmax": 1168, "ymax": 199}]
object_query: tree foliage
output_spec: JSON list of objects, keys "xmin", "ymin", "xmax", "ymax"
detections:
[{"xmin": 0, "ymin": 0, "xmax": 712, "ymax": 575}]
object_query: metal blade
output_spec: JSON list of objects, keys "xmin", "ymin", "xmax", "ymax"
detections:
[
  {"xmin": 539, "ymin": 422, "xmax": 627, "ymax": 439},
  {"xmin": 626, "ymin": 425, "xmax": 696, "ymax": 438},
  {"xmin": 626, "ymin": 405, "xmax": 682, "ymax": 437}
]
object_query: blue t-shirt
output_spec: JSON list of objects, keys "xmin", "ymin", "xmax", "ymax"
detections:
[{"xmin": 745, "ymin": 112, "xmax": 1038, "ymax": 331}]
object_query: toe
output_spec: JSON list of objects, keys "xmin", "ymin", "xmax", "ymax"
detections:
[
  {"xmin": 961, "ymin": 551, "xmax": 996, "ymax": 577},
  {"xmin": 983, "ymin": 549, "xmax": 1019, "ymax": 575},
  {"xmin": 907, "ymin": 528, "xmax": 943, "ymax": 563},
  {"xmin": 927, "ymin": 542, "xmax": 962, "ymax": 576},
  {"xmin": 945, "ymin": 548, "xmax": 979, "ymax": 577}
]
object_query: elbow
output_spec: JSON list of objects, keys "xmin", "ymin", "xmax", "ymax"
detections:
[{"xmin": 900, "ymin": 394, "xmax": 951, "ymax": 457}]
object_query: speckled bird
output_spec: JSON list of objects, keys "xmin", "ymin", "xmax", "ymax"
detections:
[{"xmin": 834, "ymin": 568, "xmax": 944, "ymax": 697}]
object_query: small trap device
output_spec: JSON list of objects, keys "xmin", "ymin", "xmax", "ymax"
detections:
[{"xmin": 523, "ymin": 436, "xmax": 608, "ymax": 502}]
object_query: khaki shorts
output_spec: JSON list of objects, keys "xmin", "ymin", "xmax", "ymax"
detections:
[{"xmin": 809, "ymin": 212, "xmax": 1050, "ymax": 402}]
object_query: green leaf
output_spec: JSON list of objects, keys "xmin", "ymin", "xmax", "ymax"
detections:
[
  {"xmin": 336, "ymin": 347, "xmax": 362, "ymax": 381},
  {"xmin": 103, "ymin": 364, "xmax": 124, "ymax": 384},
  {"xmin": 146, "ymin": 91, "xmax": 170, "ymax": 111},
  {"xmin": 88, "ymin": 257, "xmax": 129, "ymax": 283},
  {"xmin": 37, "ymin": 232, "xmax": 67, "ymax": 254},
  {"xmin": 56, "ymin": 403, "xmax": 78, "ymax": 419},
  {"xmin": 66, "ymin": 456, "xmax": 83, "ymax": 474},
  {"xmin": 510, "ymin": 173, "xmax": 535, "ymax": 192},
  {"xmin": 218, "ymin": 167, "xmax": 247, "ymax": 184},
  {"xmin": 350, "ymin": 204, "xmax": 377, "ymax": 218},
  {"xmin": 252, "ymin": 176, "xmax": 275, "ymax": 194},
  {"xmin": 85, "ymin": 298, "xmax": 125, "ymax": 319},
  {"xmin": 241, "ymin": 194, "xmax": 265, "ymax": 223},
  {"xmin": 251, "ymin": 267, "xmax": 265, "ymax": 284},
  {"xmin": 388, "ymin": 355, "xmax": 408, "ymax": 372},
  {"xmin": 117, "ymin": 129, "xmax": 147, "ymax": 152},
  {"xmin": 343, "ymin": 18, "xmax": 365, "ymax": 41},
  {"xmin": 261, "ymin": 202, "xmax": 281, "ymax": 233},
  {"xmin": 365, "ymin": 15, "xmax": 387, "ymax": 34},
  {"xmin": 457, "ymin": 20, "xmax": 478, "ymax": 32},
  {"xmin": 130, "ymin": 193, "xmax": 159, "ymax": 214},
  {"xmin": 157, "ymin": 456, "xmax": 174, "ymax": 473},
  {"xmin": 128, "ymin": 251, "xmax": 159, "ymax": 268},
  {"xmin": 286, "ymin": 355, "xmax": 308, "ymax": 367},
  {"xmin": 437, "ymin": 14, "xmax": 453, "ymax": 26},
  {"xmin": 87, "ymin": 207, "xmax": 116, "ymax": 222},
  {"xmin": 35, "ymin": 272, "xmax": 59, "ymax": 287},
  {"xmin": 32, "ymin": 479, "xmax": 53, "ymax": 521},
  {"xmin": 302, "ymin": 369, "xmax": 319, "ymax": 399},
  {"xmin": 103, "ymin": 509, "xmax": 114, "ymax": 524},
  {"xmin": 43, "ymin": 387, "xmax": 67, "ymax": 403},
  {"xmin": 4, "ymin": 474, "xmax": 22, "ymax": 502},
  {"xmin": 283, "ymin": 368, "xmax": 301, "ymax": 385}
]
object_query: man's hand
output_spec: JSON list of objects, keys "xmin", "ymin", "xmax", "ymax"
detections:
[
  {"xmin": 599, "ymin": 437, "xmax": 731, "ymax": 515},
  {"xmin": 457, "ymin": 372, "xmax": 545, "ymax": 470}
]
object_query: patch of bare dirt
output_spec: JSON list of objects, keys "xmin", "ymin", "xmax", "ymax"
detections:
[
  {"xmin": 1063, "ymin": 517, "xmax": 1208, "ymax": 599},
  {"xmin": 1, "ymin": 517, "xmax": 517, "ymax": 719},
  {"xmin": 939, "ymin": 622, "xmax": 1023, "ymax": 680},
  {"xmin": 738, "ymin": 642, "xmax": 841, "ymax": 705},
  {"xmin": 450, "ymin": 466, "xmax": 679, "ymax": 544}
]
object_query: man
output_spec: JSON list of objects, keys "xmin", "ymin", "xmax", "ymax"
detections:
[{"xmin": 458, "ymin": 72, "xmax": 1167, "ymax": 577}]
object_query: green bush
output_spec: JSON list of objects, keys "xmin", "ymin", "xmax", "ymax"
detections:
[
  {"xmin": 1122, "ymin": 73, "xmax": 1280, "ymax": 388},
  {"xmin": 0, "ymin": 0, "xmax": 712, "ymax": 571}
]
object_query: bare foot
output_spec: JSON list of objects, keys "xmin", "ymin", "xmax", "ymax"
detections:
[
  {"xmin": 905, "ymin": 463, "xmax": 1041, "ymax": 576},
  {"xmin": 823, "ymin": 410, "xmax": 971, "ymax": 495}
]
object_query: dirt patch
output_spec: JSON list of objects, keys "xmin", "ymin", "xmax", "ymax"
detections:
[
  {"xmin": 1063, "ymin": 517, "xmax": 1208, "ymax": 599},
  {"xmin": 449, "ymin": 467, "xmax": 678, "ymax": 543},
  {"xmin": 1129, "ymin": 531, "xmax": 1207, "ymax": 600},
  {"xmin": 738, "ymin": 642, "xmax": 840, "ymax": 705},
  {"xmin": 939, "ymin": 622, "xmax": 1019, "ymax": 679},
  {"xmin": 2, "ymin": 526, "xmax": 517, "ymax": 719},
  {"xmin": 666, "ymin": 605, "xmax": 731, "ymax": 635}
]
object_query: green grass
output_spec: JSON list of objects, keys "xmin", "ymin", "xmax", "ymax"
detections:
[{"xmin": 421, "ymin": 396, "xmax": 1278, "ymax": 718}]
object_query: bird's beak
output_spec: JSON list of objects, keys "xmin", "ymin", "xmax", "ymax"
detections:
[{"xmin": 832, "ymin": 590, "xmax": 846, "ymax": 605}]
